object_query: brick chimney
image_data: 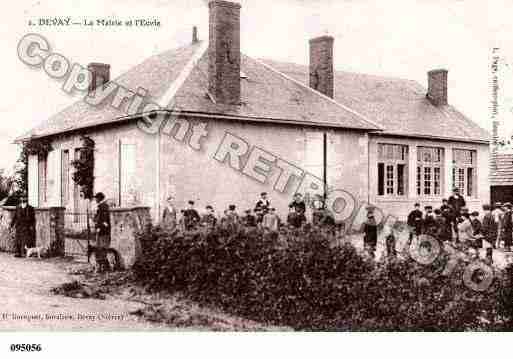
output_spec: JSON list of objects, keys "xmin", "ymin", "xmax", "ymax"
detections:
[
  {"xmin": 87, "ymin": 63, "xmax": 110, "ymax": 92},
  {"xmin": 309, "ymin": 35, "xmax": 334, "ymax": 99},
  {"xmin": 427, "ymin": 69, "xmax": 448, "ymax": 106},
  {"xmin": 208, "ymin": 0, "xmax": 241, "ymax": 105},
  {"xmin": 192, "ymin": 26, "xmax": 199, "ymax": 43}
]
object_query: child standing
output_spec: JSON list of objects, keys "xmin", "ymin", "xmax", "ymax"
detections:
[
  {"xmin": 182, "ymin": 200, "xmax": 201, "ymax": 231},
  {"xmin": 407, "ymin": 203, "xmax": 423, "ymax": 244},
  {"xmin": 384, "ymin": 224, "xmax": 397, "ymax": 259},
  {"xmin": 262, "ymin": 208, "xmax": 280, "ymax": 232},
  {"xmin": 201, "ymin": 205, "xmax": 217, "ymax": 228},
  {"xmin": 469, "ymin": 211, "xmax": 483, "ymax": 250},
  {"xmin": 482, "ymin": 204, "xmax": 497, "ymax": 249}
]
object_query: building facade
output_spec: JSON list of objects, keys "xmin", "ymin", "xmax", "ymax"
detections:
[{"xmin": 18, "ymin": 1, "xmax": 490, "ymax": 226}]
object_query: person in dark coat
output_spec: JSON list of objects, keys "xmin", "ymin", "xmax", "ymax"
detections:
[
  {"xmin": 9, "ymin": 195, "xmax": 35, "ymax": 257},
  {"xmin": 288, "ymin": 193, "xmax": 306, "ymax": 228},
  {"xmin": 448, "ymin": 188, "xmax": 466, "ymax": 242},
  {"xmin": 440, "ymin": 198, "xmax": 451, "ymax": 214},
  {"xmin": 407, "ymin": 203, "xmax": 423, "ymax": 244},
  {"xmin": 501, "ymin": 203, "xmax": 513, "ymax": 252},
  {"xmin": 433, "ymin": 209, "xmax": 449, "ymax": 243},
  {"xmin": 361, "ymin": 207, "xmax": 378, "ymax": 258},
  {"xmin": 384, "ymin": 224, "xmax": 397, "ymax": 259},
  {"xmin": 448, "ymin": 188, "xmax": 466, "ymax": 215},
  {"xmin": 200, "ymin": 205, "xmax": 217, "ymax": 228},
  {"xmin": 93, "ymin": 192, "xmax": 111, "ymax": 272},
  {"xmin": 481, "ymin": 204, "xmax": 497, "ymax": 249},
  {"xmin": 469, "ymin": 211, "xmax": 483, "ymax": 249},
  {"xmin": 161, "ymin": 195, "xmax": 177, "ymax": 230},
  {"xmin": 242, "ymin": 209, "xmax": 257, "ymax": 227},
  {"xmin": 254, "ymin": 192, "xmax": 270, "ymax": 218},
  {"xmin": 182, "ymin": 200, "xmax": 201, "ymax": 230}
]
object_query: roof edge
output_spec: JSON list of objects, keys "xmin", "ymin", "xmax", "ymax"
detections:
[{"xmin": 370, "ymin": 131, "xmax": 490, "ymax": 145}]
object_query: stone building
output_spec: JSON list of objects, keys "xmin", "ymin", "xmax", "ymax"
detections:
[{"xmin": 17, "ymin": 0, "xmax": 489, "ymax": 225}]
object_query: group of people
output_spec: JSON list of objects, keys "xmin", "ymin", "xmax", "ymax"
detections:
[
  {"xmin": 362, "ymin": 187, "xmax": 513, "ymax": 260},
  {"xmin": 161, "ymin": 192, "xmax": 336, "ymax": 232}
]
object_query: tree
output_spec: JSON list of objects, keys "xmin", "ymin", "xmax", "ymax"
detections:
[{"xmin": 0, "ymin": 169, "xmax": 14, "ymax": 201}]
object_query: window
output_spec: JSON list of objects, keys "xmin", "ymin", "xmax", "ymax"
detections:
[
  {"xmin": 452, "ymin": 149, "xmax": 477, "ymax": 197},
  {"xmin": 416, "ymin": 146, "xmax": 444, "ymax": 196},
  {"xmin": 377, "ymin": 144, "xmax": 408, "ymax": 196}
]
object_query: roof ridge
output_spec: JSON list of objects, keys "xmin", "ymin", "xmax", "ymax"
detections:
[
  {"xmin": 259, "ymin": 58, "xmax": 420, "ymax": 84},
  {"xmin": 252, "ymin": 57, "xmax": 383, "ymax": 131}
]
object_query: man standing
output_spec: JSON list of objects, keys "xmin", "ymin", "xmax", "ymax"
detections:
[
  {"xmin": 10, "ymin": 195, "xmax": 35, "ymax": 258},
  {"xmin": 448, "ymin": 188, "xmax": 466, "ymax": 242},
  {"xmin": 93, "ymin": 192, "xmax": 111, "ymax": 272},
  {"xmin": 501, "ymin": 203, "xmax": 513, "ymax": 252}
]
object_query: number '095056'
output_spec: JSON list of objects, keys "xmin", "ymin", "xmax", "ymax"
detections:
[{"xmin": 10, "ymin": 344, "xmax": 42, "ymax": 352}]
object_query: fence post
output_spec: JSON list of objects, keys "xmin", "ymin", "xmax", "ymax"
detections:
[
  {"xmin": 0, "ymin": 206, "xmax": 16, "ymax": 252},
  {"xmin": 35, "ymin": 207, "xmax": 65, "ymax": 257}
]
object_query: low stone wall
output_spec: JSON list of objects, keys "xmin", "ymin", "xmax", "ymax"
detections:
[
  {"xmin": 35, "ymin": 207, "xmax": 65, "ymax": 257},
  {"xmin": 0, "ymin": 206, "xmax": 16, "ymax": 252},
  {"xmin": 110, "ymin": 206, "xmax": 151, "ymax": 269}
]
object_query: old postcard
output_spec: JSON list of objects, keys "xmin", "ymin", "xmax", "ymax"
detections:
[{"xmin": 1, "ymin": 0, "xmax": 513, "ymax": 355}]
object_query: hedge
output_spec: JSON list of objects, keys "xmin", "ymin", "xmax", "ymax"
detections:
[{"xmin": 133, "ymin": 225, "xmax": 511, "ymax": 331}]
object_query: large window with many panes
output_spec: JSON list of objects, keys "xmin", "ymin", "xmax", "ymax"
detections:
[
  {"xmin": 452, "ymin": 149, "xmax": 477, "ymax": 197},
  {"xmin": 377, "ymin": 143, "xmax": 408, "ymax": 196},
  {"xmin": 416, "ymin": 146, "xmax": 444, "ymax": 196}
]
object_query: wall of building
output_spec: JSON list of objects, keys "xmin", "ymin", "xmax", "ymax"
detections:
[
  {"xmin": 31, "ymin": 116, "xmax": 488, "ymax": 227},
  {"xmin": 368, "ymin": 134, "xmax": 490, "ymax": 220},
  {"xmin": 157, "ymin": 115, "xmax": 369, "ymax": 223},
  {"xmin": 34, "ymin": 117, "xmax": 368, "ymax": 224},
  {"xmin": 34, "ymin": 122, "xmax": 158, "ymax": 219}
]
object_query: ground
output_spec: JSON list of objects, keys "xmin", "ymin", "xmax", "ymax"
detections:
[
  {"xmin": 0, "ymin": 252, "xmax": 273, "ymax": 330},
  {"xmin": 0, "ymin": 232, "xmax": 510, "ymax": 331}
]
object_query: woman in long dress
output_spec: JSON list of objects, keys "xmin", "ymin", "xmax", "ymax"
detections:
[{"xmin": 162, "ymin": 196, "xmax": 177, "ymax": 230}]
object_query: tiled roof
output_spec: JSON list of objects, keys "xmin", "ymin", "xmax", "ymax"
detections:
[
  {"xmin": 490, "ymin": 153, "xmax": 513, "ymax": 186},
  {"xmin": 260, "ymin": 60, "xmax": 490, "ymax": 144},
  {"xmin": 17, "ymin": 41, "xmax": 379, "ymax": 141}
]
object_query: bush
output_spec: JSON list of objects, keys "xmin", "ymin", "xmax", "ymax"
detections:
[{"xmin": 133, "ymin": 226, "xmax": 505, "ymax": 331}]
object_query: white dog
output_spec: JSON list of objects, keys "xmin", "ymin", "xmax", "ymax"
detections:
[{"xmin": 25, "ymin": 245, "xmax": 42, "ymax": 259}]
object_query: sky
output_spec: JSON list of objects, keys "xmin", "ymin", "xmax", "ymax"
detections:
[{"xmin": 2, "ymin": 0, "xmax": 513, "ymax": 173}]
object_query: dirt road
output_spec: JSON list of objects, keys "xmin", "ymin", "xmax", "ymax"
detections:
[{"xmin": 0, "ymin": 252, "xmax": 165, "ymax": 330}]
